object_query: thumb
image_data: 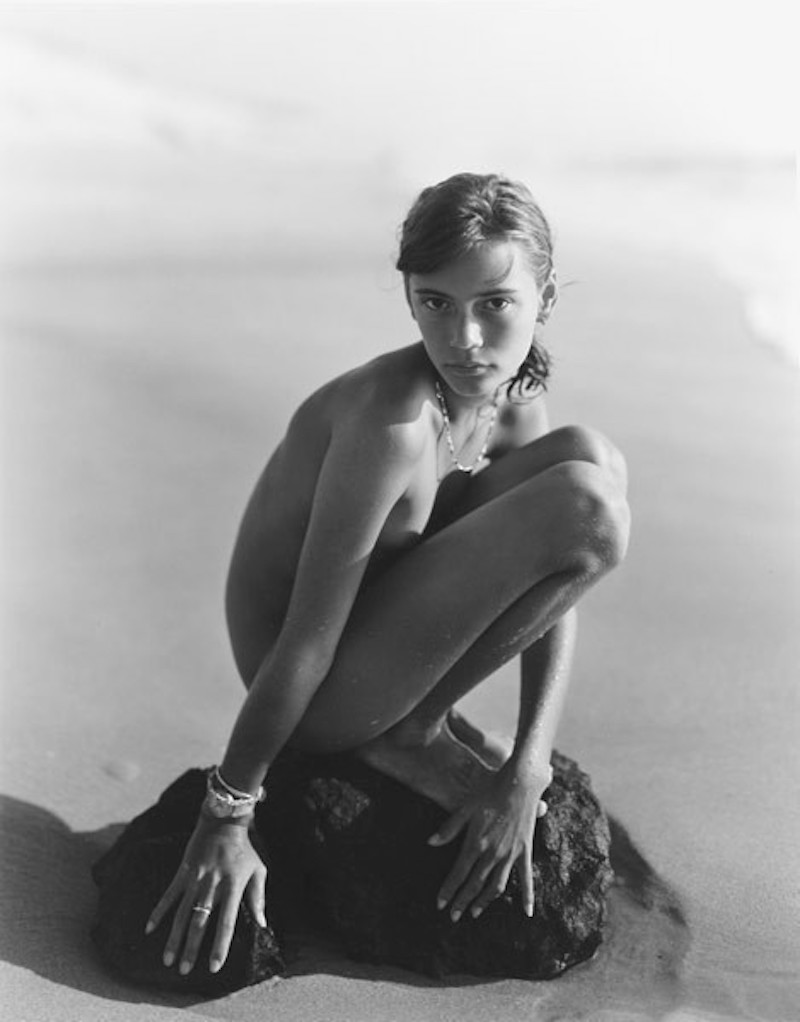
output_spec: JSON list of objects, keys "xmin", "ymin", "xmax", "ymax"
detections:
[{"xmin": 428, "ymin": 808, "xmax": 469, "ymax": 847}]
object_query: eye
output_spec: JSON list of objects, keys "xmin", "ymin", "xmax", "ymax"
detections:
[
  {"xmin": 482, "ymin": 297, "xmax": 512, "ymax": 313},
  {"xmin": 421, "ymin": 296, "xmax": 451, "ymax": 313}
]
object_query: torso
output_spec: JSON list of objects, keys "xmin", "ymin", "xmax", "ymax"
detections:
[{"xmin": 225, "ymin": 341, "xmax": 545, "ymax": 682}]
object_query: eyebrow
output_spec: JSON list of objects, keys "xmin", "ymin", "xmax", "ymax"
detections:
[{"xmin": 413, "ymin": 286, "xmax": 519, "ymax": 297}]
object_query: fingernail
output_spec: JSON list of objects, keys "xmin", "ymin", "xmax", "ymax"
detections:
[
  {"xmin": 162, "ymin": 951, "xmax": 174, "ymax": 968},
  {"xmin": 179, "ymin": 960, "xmax": 191, "ymax": 976},
  {"xmin": 526, "ymin": 904, "xmax": 534, "ymax": 918},
  {"xmin": 428, "ymin": 835, "xmax": 441, "ymax": 846},
  {"xmin": 451, "ymin": 909, "xmax": 462, "ymax": 923},
  {"xmin": 144, "ymin": 920, "xmax": 155, "ymax": 935},
  {"xmin": 437, "ymin": 897, "xmax": 446, "ymax": 911},
  {"xmin": 471, "ymin": 905, "xmax": 483, "ymax": 919},
  {"xmin": 209, "ymin": 957, "xmax": 222, "ymax": 973}
]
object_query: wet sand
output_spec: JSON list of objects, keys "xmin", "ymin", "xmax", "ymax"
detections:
[{"xmin": 2, "ymin": 215, "xmax": 799, "ymax": 1021}]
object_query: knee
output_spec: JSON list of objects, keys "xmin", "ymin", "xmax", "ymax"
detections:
[
  {"xmin": 552, "ymin": 425, "xmax": 628, "ymax": 497},
  {"xmin": 548, "ymin": 460, "xmax": 631, "ymax": 576}
]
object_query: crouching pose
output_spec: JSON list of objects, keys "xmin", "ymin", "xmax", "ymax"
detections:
[{"xmin": 146, "ymin": 172, "xmax": 630, "ymax": 976}]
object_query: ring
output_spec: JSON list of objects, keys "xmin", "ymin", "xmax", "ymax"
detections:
[{"xmin": 192, "ymin": 905, "xmax": 212, "ymax": 916}]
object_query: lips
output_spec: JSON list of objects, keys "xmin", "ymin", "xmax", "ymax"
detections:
[{"xmin": 447, "ymin": 364, "xmax": 491, "ymax": 378}]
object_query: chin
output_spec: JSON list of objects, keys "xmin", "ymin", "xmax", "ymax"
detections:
[{"xmin": 444, "ymin": 370, "xmax": 505, "ymax": 401}]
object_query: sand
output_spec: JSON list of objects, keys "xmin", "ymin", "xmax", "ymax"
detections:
[{"xmin": 2, "ymin": 178, "xmax": 799, "ymax": 1021}]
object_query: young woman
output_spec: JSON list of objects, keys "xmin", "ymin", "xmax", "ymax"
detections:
[{"xmin": 146, "ymin": 172, "xmax": 630, "ymax": 976}]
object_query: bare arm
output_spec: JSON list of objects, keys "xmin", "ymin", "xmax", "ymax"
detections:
[
  {"xmin": 503, "ymin": 398, "xmax": 576, "ymax": 765},
  {"xmin": 147, "ymin": 401, "xmax": 422, "ymax": 972},
  {"xmin": 219, "ymin": 416, "xmax": 422, "ymax": 791},
  {"xmin": 502, "ymin": 396, "xmax": 575, "ymax": 778},
  {"xmin": 511, "ymin": 609, "xmax": 576, "ymax": 778},
  {"xmin": 430, "ymin": 397, "xmax": 579, "ymax": 920}
]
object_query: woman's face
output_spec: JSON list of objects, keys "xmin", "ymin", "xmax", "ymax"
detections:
[{"xmin": 407, "ymin": 240, "xmax": 546, "ymax": 403}]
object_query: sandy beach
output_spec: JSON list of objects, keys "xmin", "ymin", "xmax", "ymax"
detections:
[
  {"xmin": 2, "ymin": 9, "xmax": 799, "ymax": 1022},
  {"xmin": 3, "ymin": 198, "xmax": 799, "ymax": 1021}
]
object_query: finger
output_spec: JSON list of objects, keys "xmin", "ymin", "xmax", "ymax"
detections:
[
  {"xmin": 469, "ymin": 858, "xmax": 514, "ymax": 919},
  {"xmin": 145, "ymin": 873, "xmax": 185, "ymax": 936},
  {"xmin": 519, "ymin": 848, "xmax": 535, "ymax": 918},
  {"xmin": 209, "ymin": 886, "xmax": 242, "ymax": 974},
  {"xmin": 178, "ymin": 879, "xmax": 219, "ymax": 975},
  {"xmin": 163, "ymin": 884, "xmax": 200, "ymax": 968},
  {"xmin": 245, "ymin": 867, "xmax": 268, "ymax": 928},
  {"xmin": 428, "ymin": 808, "xmax": 469, "ymax": 847},
  {"xmin": 449, "ymin": 853, "xmax": 496, "ymax": 922},
  {"xmin": 536, "ymin": 799, "xmax": 548, "ymax": 818},
  {"xmin": 436, "ymin": 841, "xmax": 480, "ymax": 913}
]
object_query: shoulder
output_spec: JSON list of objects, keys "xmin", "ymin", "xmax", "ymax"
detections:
[
  {"xmin": 496, "ymin": 391, "xmax": 550, "ymax": 450},
  {"xmin": 298, "ymin": 344, "xmax": 432, "ymax": 463}
]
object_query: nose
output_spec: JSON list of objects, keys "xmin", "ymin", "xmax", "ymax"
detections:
[{"xmin": 451, "ymin": 312, "xmax": 483, "ymax": 351}]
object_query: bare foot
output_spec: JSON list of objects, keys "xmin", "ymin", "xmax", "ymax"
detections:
[
  {"xmin": 447, "ymin": 709, "xmax": 514, "ymax": 770},
  {"xmin": 356, "ymin": 719, "xmax": 492, "ymax": 812}
]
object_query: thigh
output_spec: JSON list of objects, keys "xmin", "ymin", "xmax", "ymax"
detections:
[{"xmin": 293, "ymin": 458, "xmax": 599, "ymax": 749}]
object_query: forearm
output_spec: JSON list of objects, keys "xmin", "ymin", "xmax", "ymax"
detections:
[
  {"xmin": 508, "ymin": 609, "xmax": 577, "ymax": 777},
  {"xmin": 218, "ymin": 650, "xmax": 326, "ymax": 795},
  {"xmin": 434, "ymin": 612, "xmax": 576, "ymax": 920}
]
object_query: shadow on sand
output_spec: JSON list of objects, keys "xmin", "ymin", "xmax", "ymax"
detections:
[{"xmin": 0, "ymin": 794, "xmax": 690, "ymax": 1016}]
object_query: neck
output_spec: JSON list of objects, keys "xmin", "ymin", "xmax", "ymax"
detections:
[
  {"xmin": 434, "ymin": 378, "xmax": 501, "ymax": 475},
  {"xmin": 436, "ymin": 379, "xmax": 502, "ymax": 420}
]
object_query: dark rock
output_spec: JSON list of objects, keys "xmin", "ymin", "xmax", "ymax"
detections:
[
  {"xmin": 91, "ymin": 750, "xmax": 613, "ymax": 991},
  {"xmin": 259, "ymin": 748, "xmax": 613, "ymax": 980},
  {"xmin": 90, "ymin": 769, "xmax": 285, "ymax": 996}
]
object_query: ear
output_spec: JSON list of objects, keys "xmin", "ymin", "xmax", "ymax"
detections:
[
  {"xmin": 403, "ymin": 276, "xmax": 417, "ymax": 321},
  {"xmin": 537, "ymin": 271, "xmax": 558, "ymax": 324}
]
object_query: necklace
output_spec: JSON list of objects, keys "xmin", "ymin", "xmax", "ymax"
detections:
[{"xmin": 434, "ymin": 380, "xmax": 500, "ymax": 474}]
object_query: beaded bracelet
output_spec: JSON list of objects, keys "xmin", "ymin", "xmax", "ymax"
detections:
[
  {"xmin": 200, "ymin": 767, "xmax": 265, "ymax": 821},
  {"xmin": 209, "ymin": 765, "xmax": 265, "ymax": 804}
]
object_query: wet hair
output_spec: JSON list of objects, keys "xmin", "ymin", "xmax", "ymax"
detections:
[{"xmin": 396, "ymin": 172, "xmax": 556, "ymax": 399}]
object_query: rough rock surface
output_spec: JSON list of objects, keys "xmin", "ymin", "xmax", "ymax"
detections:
[
  {"xmin": 90, "ymin": 769, "xmax": 285, "ymax": 996},
  {"xmin": 261, "ymin": 748, "xmax": 614, "ymax": 980},
  {"xmin": 91, "ymin": 749, "xmax": 613, "ymax": 991}
]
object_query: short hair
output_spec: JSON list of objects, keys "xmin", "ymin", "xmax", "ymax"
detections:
[{"xmin": 396, "ymin": 173, "xmax": 556, "ymax": 399}]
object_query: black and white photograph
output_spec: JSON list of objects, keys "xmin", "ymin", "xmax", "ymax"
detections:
[{"xmin": 1, "ymin": 2, "xmax": 798, "ymax": 1020}]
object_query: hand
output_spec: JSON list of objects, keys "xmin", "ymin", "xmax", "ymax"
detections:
[
  {"xmin": 145, "ymin": 813, "xmax": 268, "ymax": 975},
  {"xmin": 428, "ymin": 760, "xmax": 552, "ymax": 922}
]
